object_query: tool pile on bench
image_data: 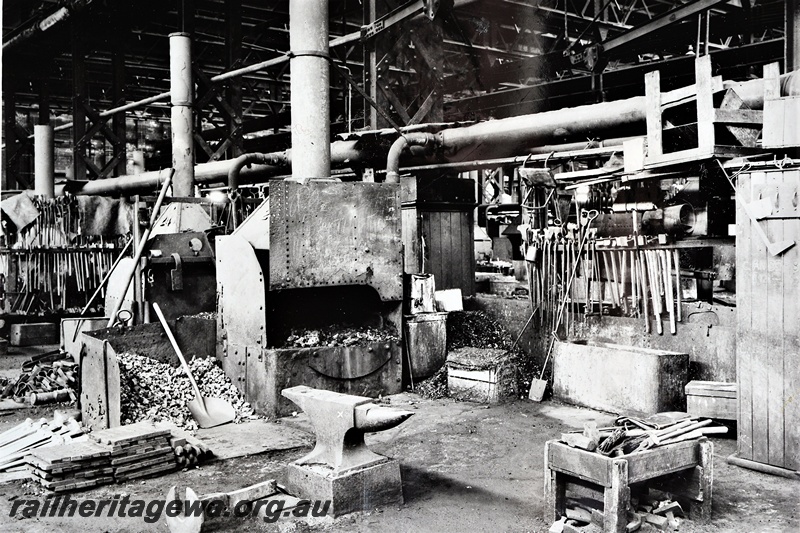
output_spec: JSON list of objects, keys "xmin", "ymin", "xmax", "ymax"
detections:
[{"xmin": 559, "ymin": 412, "xmax": 727, "ymax": 456}]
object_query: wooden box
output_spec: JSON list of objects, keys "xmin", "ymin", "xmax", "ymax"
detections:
[
  {"xmin": 10, "ymin": 322, "xmax": 58, "ymax": 346},
  {"xmin": 686, "ymin": 381, "xmax": 736, "ymax": 420},
  {"xmin": 762, "ymin": 96, "xmax": 800, "ymax": 148},
  {"xmin": 446, "ymin": 347, "xmax": 516, "ymax": 403}
]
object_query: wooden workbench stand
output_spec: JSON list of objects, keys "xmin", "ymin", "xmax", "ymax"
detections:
[{"xmin": 544, "ymin": 437, "xmax": 713, "ymax": 533}]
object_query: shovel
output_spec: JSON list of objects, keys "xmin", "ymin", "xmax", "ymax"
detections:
[{"xmin": 153, "ymin": 303, "xmax": 236, "ymax": 428}]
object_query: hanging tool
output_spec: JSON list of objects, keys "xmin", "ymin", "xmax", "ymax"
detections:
[
  {"xmin": 662, "ymin": 250, "xmax": 676, "ymax": 334},
  {"xmin": 645, "ymin": 250, "xmax": 663, "ymax": 335},
  {"xmin": 153, "ymin": 303, "xmax": 235, "ymax": 429},
  {"xmin": 529, "ymin": 209, "xmax": 599, "ymax": 402},
  {"xmin": 717, "ymin": 160, "xmax": 794, "ymax": 256},
  {"xmin": 107, "ymin": 170, "xmax": 174, "ymax": 328},
  {"xmin": 673, "ymin": 249, "xmax": 682, "ymax": 322}
]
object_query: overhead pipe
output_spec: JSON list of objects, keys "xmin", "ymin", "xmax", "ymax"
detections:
[
  {"xmin": 54, "ymin": 139, "xmax": 363, "ymax": 196},
  {"xmin": 34, "ymin": 125, "xmax": 55, "ymax": 199},
  {"xmin": 289, "ymin": 0, "xmax": 330, "ymax": 180},
  {"xmin": 169, "ymin": 33, "xmax": 195, "ymax": 197},
  {"xmin": 385, "ymin": 133, "xmax": 440, "ymax": 183},
  {"xmin": 58, "ymin": 68, "xmax": 800, "ymax": 196}
]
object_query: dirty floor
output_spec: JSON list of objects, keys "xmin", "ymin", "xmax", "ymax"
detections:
[{"xmin": 0, "ymin": 393, "xmax": 797, "ymax": 533}]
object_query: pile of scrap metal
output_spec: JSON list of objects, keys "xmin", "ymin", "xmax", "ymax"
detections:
[
  {"xmin": 283, "ymin": 324, "xmax": 399, "ymax": 348},
  {"xmin": 553, "ymin": 497, "xmax": 687, "ymax": 533},
  {"xmin": 559, "ymin": 412, "xmax": 727, "ymax": 456},
  {"xmin": 0, "ymin": 351, "xmax": 78, "ymax": 407},
  {"xmin": 117, "ymin": 352, "xmax": 256, "ymax": 431}
]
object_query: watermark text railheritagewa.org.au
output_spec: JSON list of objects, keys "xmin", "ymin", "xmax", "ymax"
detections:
[{"xmin": 9, "ymin": 494, "xmax": 331, "ymax": 523}]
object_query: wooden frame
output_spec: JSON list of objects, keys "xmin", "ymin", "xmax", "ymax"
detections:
[{"xmin": 545, "ymin": 438, "xmax": 713, "ymax": 532}]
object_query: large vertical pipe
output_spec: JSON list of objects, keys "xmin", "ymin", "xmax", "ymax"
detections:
[
  {"xmin": 788, "ymin": 0, "xmax": 800, "ymax": 72},
  {"xmin": 289, "ymin": 0, "xmax": 331, "ymax": 179},
  {"xmin": 34, "ymin": 124, "xmax": 55, "ymax": 198},
  {"xmin": 169, "ymin": 32, "xmax": 195, "ymax": 196}
]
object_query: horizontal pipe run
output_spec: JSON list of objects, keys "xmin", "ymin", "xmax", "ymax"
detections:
[{"xmin": 55, "ymin": 139, "xmax": 363, "ymax": 196}]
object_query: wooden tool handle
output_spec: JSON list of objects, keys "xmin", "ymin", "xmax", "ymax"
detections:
[{"xmin": 152, "ymin": 302, "xmax": 204, "ymax": 403}]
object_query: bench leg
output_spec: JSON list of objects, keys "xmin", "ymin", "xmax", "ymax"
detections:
[
  {"xmin": 604, "ymin": 459, "xmax": 629, "ymax": 533},
  {"xmin": 692, "ymin": 439, "xmax": 714, "ymax": 523},
  {"xmin": 544, "ymin": 442, "xmax": 566, "ymax": 523}
]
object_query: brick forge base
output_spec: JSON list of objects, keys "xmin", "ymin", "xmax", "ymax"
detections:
[{"xmin": 286, "ymin": 458, "xmax": 403, "ymax": 517}]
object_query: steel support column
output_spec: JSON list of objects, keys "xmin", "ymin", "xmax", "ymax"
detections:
[
  {"xmin": 289, "ymin": 0, "xmax": 331, "ymax": 179},
  {"xmin": 170, "ymin": 32, "xmax": 195, "ymax": 197},
  {"xmin": 225, "ymin": 0, "xmax": 244, "ymax": 158}
]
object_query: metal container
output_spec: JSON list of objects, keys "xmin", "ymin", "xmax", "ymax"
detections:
[{"xmin": 404, "ymin": 312, "xmax": 447, "ymax": 380}]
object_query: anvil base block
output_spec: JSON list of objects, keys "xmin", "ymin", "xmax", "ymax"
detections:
[{"xmin": 287, "ymin": 459, "xmax": 403, "ymax": 517}]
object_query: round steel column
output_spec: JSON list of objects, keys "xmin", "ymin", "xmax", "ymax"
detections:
[
  {"xmin": 289, "ymin": 0, "xmax": 331, "ymax": 180},
  {"xmin": 169, "ymin": 32, "xmax": 195, "ymax": 196},
  {"xmin": 34, "ymin": 124, "xmax": 55, "ymax": 199}
]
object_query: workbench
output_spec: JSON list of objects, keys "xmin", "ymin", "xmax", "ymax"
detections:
[{"xmin": 544, "ymin": 438, "xmax": 713, "ymax": 533}]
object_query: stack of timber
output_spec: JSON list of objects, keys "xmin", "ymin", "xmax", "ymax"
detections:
[
  {"xmin": 89, "ymin": 421, "xmax": 177, "ymax": 482},
  {"xmin": 0, "ymin": 413, "xmax": 85, "ymax": 482},
  {"xmin": 27, "ymin": 441, "xmax": 113, "ymax": 492}
]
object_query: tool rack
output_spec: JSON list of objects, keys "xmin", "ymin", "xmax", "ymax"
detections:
[{"xmin": 544, "ymin": 438, "xmax": 713, "ymax": 533}]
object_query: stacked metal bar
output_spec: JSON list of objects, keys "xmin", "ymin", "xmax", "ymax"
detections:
[
  {"xmin": 89, "ymin": 422, "xmax": 177, "ymax": 482},
  {"xmin": 0, "ymin": 414, "xmax": 84, "ymax": 482},
  {"xmin": 27, "ymin": 440, "xmax": 113, "ymax": 492}
]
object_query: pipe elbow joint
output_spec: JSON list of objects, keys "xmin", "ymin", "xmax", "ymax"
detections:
[
  {"xmin": 228, "ymin": 152, "xmax": 288, "ymax": 191},
  {"xmin": 385, "ymin": 132, "xmax": 439, "ymax": 184}
]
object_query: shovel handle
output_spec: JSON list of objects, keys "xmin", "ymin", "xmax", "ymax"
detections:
[{"xmin": 152, "ymin": 303, "xmax": 205, "ymax": 405}]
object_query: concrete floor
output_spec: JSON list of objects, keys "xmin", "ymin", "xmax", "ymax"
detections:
[{"xmin": 0, "ymin": 393, "xmax": 797, "ymax": 532}]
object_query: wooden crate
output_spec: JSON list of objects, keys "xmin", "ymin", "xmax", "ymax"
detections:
[
  {"xmin": 545, "ymin": 439, "xmax": 713, "ymax": 533},
  {"xmin": 686, "ymin": 381, "xmax": 736, "ymax": 420},
  {"xmin": 10, "ymin": 322, "xmax": 58, "ymax": 346},
  {"xmin": 446, "ymin": 347, "xmax": 515, "ymax": 403},
  {"xmin": 762, "ymin": 96, "xmax": 800, "ymax": 148}
]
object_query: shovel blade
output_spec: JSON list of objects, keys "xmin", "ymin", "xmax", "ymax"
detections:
[
  {"xmin": 528, "ymin": 379, "xmax": 548, "ymax": 402},
  {"xmin": 188, "ymin": 396, "xmax": 236, "ymax": 429}
]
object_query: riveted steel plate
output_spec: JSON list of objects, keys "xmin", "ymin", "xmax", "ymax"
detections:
[{"xmin": 269, "ymin": 181, "xmax": 403, "ymax": 301}]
